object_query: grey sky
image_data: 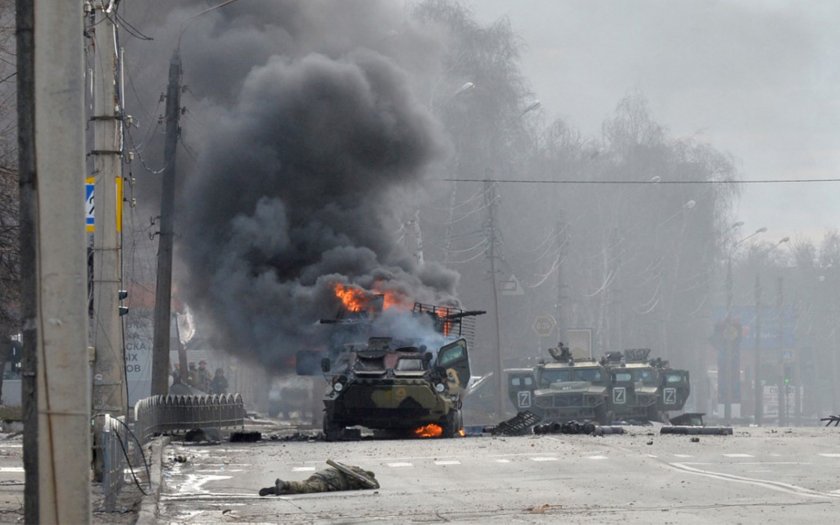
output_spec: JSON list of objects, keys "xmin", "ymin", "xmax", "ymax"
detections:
[{"xmin": 469, "ymin": 0, "xmax": 840, "ymax": 245}]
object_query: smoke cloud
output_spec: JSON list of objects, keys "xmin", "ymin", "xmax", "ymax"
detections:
[{"xmin": 174, "ymin": 2, "xmax": 459, "ymax": 370}]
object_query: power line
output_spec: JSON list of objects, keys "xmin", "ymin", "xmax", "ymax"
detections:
[{"xmin": 442, "ymin": 178, "xmax": 840, "ymax": 185}]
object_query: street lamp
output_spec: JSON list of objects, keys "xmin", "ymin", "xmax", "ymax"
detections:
[
  {"xmin": 723, "ymin": 226, "xmax": 766, "ymax": 424},
  {"xmin": 753, "ymin": 236, "xmax": 790, "ymax": 426}
]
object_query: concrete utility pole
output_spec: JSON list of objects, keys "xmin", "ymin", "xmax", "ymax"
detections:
[
  {"xmin": 484, "ymin": 179, "xmax": 505, "ymax": 419},
  {"xmin": 151, "ymin": 52, "xmax": 182, "ymax": 395},
  {"xmin": 91, "ymin": 0, "xmax": 126, "ymax": 420},
  {"xmin": 18, "ymin": 0, "xmax": 91, "ymax": 521},
  {"xmin": 555, "ymin": 216, "xmax": 566, "ymax": 340},
  {"xmin": 753, "ymin": 273, "xmax": 762, "ymax": 425},
  {"xmin": 777, "ymin": 277, "xmax": 786, "ymax": 426}
]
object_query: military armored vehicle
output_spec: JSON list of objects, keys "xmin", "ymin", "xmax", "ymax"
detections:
[
  {"xmin": 320, "ymin": 302, "xmax": 483, "ymax": 440},
  {"xmin": 603, "ymin": 349, "xmax": 690, "ymax": 423},
  {"xmin": 507, "ymin": 344, "xmax": 612, "ymax": 424}
]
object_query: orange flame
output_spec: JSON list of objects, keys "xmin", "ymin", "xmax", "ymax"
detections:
[
  {"xmin": 335, "ymin": 284, "xmax": 368, "ymax": 312},
  {"xmin": 413, "ymin": 423, "xmax": 444, "ymax": 438},
  {"xmin": 457, "ymin": 428, "xmax": 465, "ymax": 437},
  {"xmin": 373, "ymin": 282, "xmax": 411, "ymax": 311},
  {"xmin": 434, "ymin": 308, "xmax": 452, "ymax": 336}
]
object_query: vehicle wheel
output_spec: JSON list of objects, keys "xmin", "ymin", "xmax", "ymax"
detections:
[
  {"xmin": 322, "ymin": 409, "xmax": 344, "ymax": 442},
  {"xmin": 441, "ymin": 410, "xmax": 462, "ymax": 438},
  {"xmin": 595, "ymin": 406, "xmax": 611, "ymax": 425}
]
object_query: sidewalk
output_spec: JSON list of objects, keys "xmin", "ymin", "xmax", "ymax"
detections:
[{"xmin": 0, "ymin": 431, "xmax": 149, "ymax": 524}]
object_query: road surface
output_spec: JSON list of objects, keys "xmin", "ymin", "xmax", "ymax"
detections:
[{"xmin": 158, "ymin": 426, "xmax": 840, "ymax": 523}]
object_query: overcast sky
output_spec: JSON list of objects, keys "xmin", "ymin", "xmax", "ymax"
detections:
[{"xmin": 469, "ymin": 0, "xmax": 840, "ymax": 246}]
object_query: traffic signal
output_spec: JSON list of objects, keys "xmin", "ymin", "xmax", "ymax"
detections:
[{"xmin": 783, "ymin": 363, "xmax": 794, "ymax": 385}]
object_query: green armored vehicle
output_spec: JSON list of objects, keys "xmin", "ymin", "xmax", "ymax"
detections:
[
  {"xmin": 320, "ymin": 302, "xmax": 483, "ymax": 441},
  {"xmin": 322, "ymin": 336, "xmax": 471, "ymax": 440},
  {"xmin": 507, "ymin": 344, "xmax": 612, "ymax": 424},
  {"xmin": 604, "ymin": 349, "xmax": 690, "ymax": 423}
]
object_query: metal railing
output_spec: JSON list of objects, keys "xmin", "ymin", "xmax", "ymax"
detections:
[
  {"xmin": 134, "ymin": 393, "xmax": 246, "ymax": 443},
  {"xmin": 100, "ymin": 414, "xmax": 128, "ymax": 512}
]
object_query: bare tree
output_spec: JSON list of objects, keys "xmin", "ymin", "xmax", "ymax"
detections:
[{"xmin": 0, "ymin": 1, "xmax": 18, "ymax": 402}]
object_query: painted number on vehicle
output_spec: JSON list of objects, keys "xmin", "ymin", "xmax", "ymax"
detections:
[
  {"xmin": 612, "ymin": 387, "xmax": 626, "ymax": 404},
  {"xmin": 663, "ymin": 387, "xmax": 677, "ymax": 405},
  {"xmin": 517, "ymin": 390, "xmax": 532, "ymax": 408}
]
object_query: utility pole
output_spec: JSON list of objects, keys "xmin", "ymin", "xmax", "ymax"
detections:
[
  {"xmin": 777, "ymin": 276, "xmax": 786, "ymax": 426},
  {"xmin": 19, "ymin": 0, "xmax": 90, "ymax": 521},
  {"xmin": 555, "ymin": 215, "xmax": 566, "ymax": 341},
  {"xmin": 91, "ymin": 0, "xmax": 126, "ymax": 420},
  {"xmin": 152, "ymin": 52, "xmax": 182, "ymax": 395},
  {"xmin": 484, "ymin": 179, "xmax": 504, "ymax": 419},
  {"xmin": 724, "ymin": 253, "xmax": 733, "ymax": 424},
  {"xmin": 753, "ymin": 273, "xmax": 762, "ymax": 425}
]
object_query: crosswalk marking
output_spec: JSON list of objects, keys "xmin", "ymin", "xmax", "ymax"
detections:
[
  {"xmin": 434, "ymin": 460, "xmax": 461, "ymax": 466},
  {"xmin": 723, "ymin": 453, "xmax": 754, "ymax": 458},
  {"xmin": 529, "ymin": 457, "xmax": 559, "ymax": 462},
  {"xmin": 673, "ymin": 454, "xmax": 692, "ymax": 458},
  {"xmin": 495, "ymin": 459, "xmax": 511, "ymax": 463},
  {"xmin": 292, "ymin": 467, "xmax": 315, "ymax": 472},
  {"xmin": 586, "ymin": 455, "xmax": 608, "ymax": 460},
  {"xmin": 387, "ymin": 462, "xmax": 414, "ymax": 468},
  {"xmin": 818, "ymin": 453, "xmax": 840, "ymax": 458}
]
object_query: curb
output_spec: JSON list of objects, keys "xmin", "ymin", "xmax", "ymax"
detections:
[{"xmin": 136, "ymin": 436, "xmax": 170, "ymax": 525}]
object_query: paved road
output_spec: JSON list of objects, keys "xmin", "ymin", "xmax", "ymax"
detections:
[{"xmin": 158, "ymin": 427, "xmax": 840, "ymax": 523}]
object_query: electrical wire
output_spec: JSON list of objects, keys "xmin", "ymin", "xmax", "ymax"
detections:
[{"xmin": 442, "ymin": 177, "xmax": 840, "ymax": 185}]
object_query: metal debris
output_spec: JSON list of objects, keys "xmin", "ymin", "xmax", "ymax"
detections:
[
  {"xmin": 488, "ymin": 411, "xmax": 542, "ymax": 436},
  {"xmin": 230, "ymin": 431, "xmax": 262, "ymax": 442},
  {"xmin": 660, "ymin": 426, "xmax": 733, "ymax": 436},
  {"xmin": 820, "ymin": 415, "xmax": 840, "ymax": 427}
]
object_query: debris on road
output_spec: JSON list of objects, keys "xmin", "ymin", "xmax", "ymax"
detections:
[
  {"xmin": 184, "ymin": 428, "xmax": 221, "ymax": 443},
  {"xmin": 533, "ymin": 420, "xmax": 626, "ymax": 436},
  {"xmin": 660, "ymin": 426, "xmax": 733, "ymax": 436},
  {"xmin": 690, "ymin": 437, "xmax": 700, "ymax": 443},
  {"xmin": 528, "ymin": 503, "xmax": 554, "ymax": 514},
  {"xmin": 487, "ymin": 411, "xmax": 542, "ymax": 436},
  {"xmin": 230, "ymin": 431, "xmax": 262, "ymax": 442},
  {"xmin": 820, "ymin": 415, "xmax": 840, "ymax": 427},
  {"xmin": 268, "ymin": 431, "xmax": 323, "ymax": 442}
]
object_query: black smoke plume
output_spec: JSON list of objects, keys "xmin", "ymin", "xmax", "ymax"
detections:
[{"xmin": 175, "ymin": 3, "xmax": 459, "ymax": 370}]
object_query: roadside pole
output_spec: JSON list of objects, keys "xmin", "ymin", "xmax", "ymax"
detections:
[
  {"xmin": 151, "ymin": 52, "xmax": 182, "ymax": 395},
  {"xmin": 91, "ymin": 0, "xmax": 127, "ymax": 424},
  {"xmin": 19, "ymin": 0, "xmax": 91, "ymax": 521}
]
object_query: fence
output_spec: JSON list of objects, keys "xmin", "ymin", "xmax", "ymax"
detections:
[
  {"xmin": 100, "ymin": 414, "xmax": 128, "ymax": 512},
  {"xmin": 133, "ymin": 393, "xmax": 246, "ymax": 444},
  {"xmin": 98, "ymin": 393, "xmax": 245, "ymax": 511}
]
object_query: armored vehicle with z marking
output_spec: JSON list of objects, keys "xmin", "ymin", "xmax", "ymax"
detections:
[
  {"xmin": 604, "ymin": 349, "xmax": 690, "ymax": 423},
  {"xmin": 507, "ymin": 345, "xmax": 691, "ymax": 425},
  {"xmin": 508, "ymin": 344, "xmax": 612, "ymax": 424}
]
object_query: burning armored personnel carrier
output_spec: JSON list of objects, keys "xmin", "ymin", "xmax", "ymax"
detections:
[
  {"xmin": 507, "ymin": 345, "xmax": 690, "ymax": 425},
  {"xmin": 317, "ymin": 287, "xmax": 484, "ymax": 440}
]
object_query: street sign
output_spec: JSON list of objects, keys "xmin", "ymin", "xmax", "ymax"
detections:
[
  {"xmin": 532, "ymin": 314, "xmax": 556, "ymax": 337},
  {"xmin": 566, "ymin": 328, "xmax": 593, "ymax": 359},
  {"xmin": 85, "ymin": 177, "xmax": 95, "ymax": 232},
  {"xmin": 500, "ymin": 274, "xmax": 524, "ymax": 296}
]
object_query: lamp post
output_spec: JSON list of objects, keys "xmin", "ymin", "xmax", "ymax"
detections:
[
  {"xmin": 752, "ymin": 237, "xmax": 789, "ymax": 426},
  {"xmin": 724, "ymin": 226, "xmax": 766, "ymax": 424}
]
